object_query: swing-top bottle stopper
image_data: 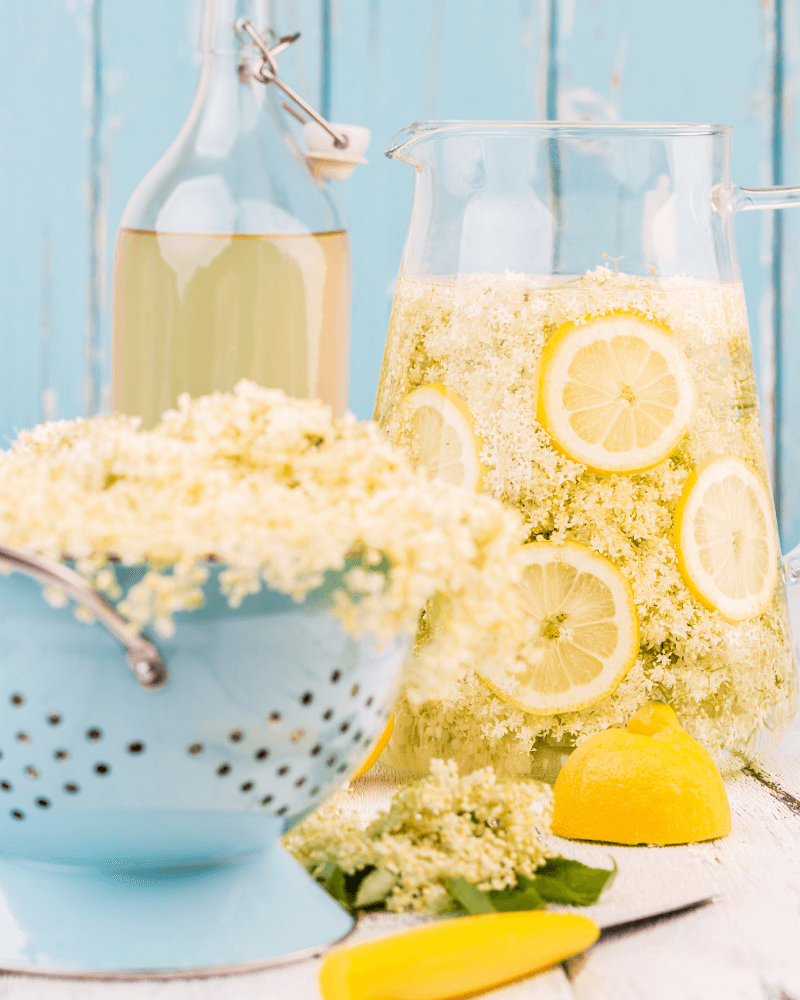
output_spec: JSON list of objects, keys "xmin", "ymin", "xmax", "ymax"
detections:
[{"xmin": 236, "ymin": 19, "xmax": 370, "ymax": 181}]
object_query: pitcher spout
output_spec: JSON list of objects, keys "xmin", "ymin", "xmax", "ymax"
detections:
[{"xmin": 385, "ymin": 121, "xmax": 445, "ymax": 166}]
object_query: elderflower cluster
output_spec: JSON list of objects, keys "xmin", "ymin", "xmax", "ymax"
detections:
[
  {"xmin": 284, "ymin": 759, "xmax": 553, "ymax": 913},
  {"xmin": 0, "ymin": 381, "xmax": 529, "ymax": 701},
  {"xmin": 376, "ymin": 269, "xmax": 797, "ymax": 770}
]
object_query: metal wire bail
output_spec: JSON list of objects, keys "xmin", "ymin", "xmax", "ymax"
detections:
[{"xmin": 235, "ymin": 19, "xmax": 349, "ymax": 150}]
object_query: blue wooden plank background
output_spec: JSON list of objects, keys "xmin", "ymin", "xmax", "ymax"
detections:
[{"xmin": 3, "ymin": 0, "xmax": 800, "ymax": 546}]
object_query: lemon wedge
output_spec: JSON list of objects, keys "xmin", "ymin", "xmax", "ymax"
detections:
[
  {"xmin": 674, "ymin": 455, "xmax": 778, "ymax": 621},
  {"xmin": 539, "ymin": 313, "xmax": 696, "ymax": 474},
  {"xmin": 398, "ymin": 384, "xmax": 484, "ymax": 491},
  {"xmin": 477, "ymin": 541, "xmax": 639, "ymax": 715},
  {"xmin": 552, "ymin": 702, "xmax": 731, "ymax": 845}
]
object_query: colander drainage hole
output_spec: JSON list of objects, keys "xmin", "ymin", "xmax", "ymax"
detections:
[
  {"xmin": 309, "ymin": 786, "xmax": 320, "ymax": 797},
  {"xmin": 217, "ymin": 764, "xmax": 231, "ymax": 777},
  {"xmin": 36, "ymin": 798, "xmax": 49, "ymax": 809},
  {"xmin": 47, "ymin": 713, "xmax": 61, "ymax": 725},
  {"xmin": 310, "ymin": 744, "xmax": 322, "ymax": 757},
  {"xmin": 353, "ymin": 731, "xmax": 364, "ymax": 743},
  {"xmin": 330, "ymin": 670, "xmax": 341, "ymax": 684},
  {"xmin": 350, "ymin": 684, "xmax": 360, "ymax": 697},
  {"xmin": 54, "ymin": 749, "xmax": 68, "ymax": 761},
  {"xmin": 254, "ymin": 748, "xmax": 269, "ymax": 761},
  {"xmin": 277, "ymin": 765, "xmax": 290, "ymax": 777},
  {"xmin": 1, "ymin": 782, "xmax": 12, "ymax": 792},
  {"xmin": 294, "ymin": 777, "xmax": 306, "ymax": 788},
  {"xmin": 276, "ymin": 806, "xmax": 288, "ymax": 816},
  {"xmin": 25, "ymin": 767, "xmax": 38, "ymax": 779},
  {"xmin": 86, "ymin": 728, "xmax": 102, "ymax": 742},
  {"xmin": 300, "ymin": 692, "xmax": 313, "ymax": 706},
  {"xmin": 365, "ymin": 697, "xmax": 374, "ymax": 708},
  {"xmin": 188, "ymin": 743, "xmax": 204, "ymax": 756},
  {"xmin": 64, "ymin": 783, "xmax": 79, "ymax": 794},
  {"xmin": 267, "ymin": 711, "xmax": 281, "ymax": 724},
  {"xmin": 326, "ymin": 756, "xmax": 336, "ymax": 767},
  {"xmin": 362, "ymin": 737, "xmax": 373, "ymax": 749},
  {"xmin": 339, "ymin": 722, "xmax": 350, "ymax": 734},
  {"xmin": 229, "ymin": 730, "xmax": 244, "ymax": 743},
  {"xmin": 16, "ymin": 733, "xmax": 29, "ymax": 744},
  {"xmin": 322, "ymin": 710, "xmax": 334, "ymax": 722},
  {"xmin": 260, "ymin": 795, "xmax": 273, "ymax": 806},
  {"xmin": 290, "ymin": 728, "xmax": 304, "ymax": 743},
  {"xmin": 337, "ymin": 764, "xmax": 348, "ymax": 774},
  {"xmin": 10, "ymin": 810, "xmax": 23, "ymax": 820},
  {"xmin": 10, "ymin": 694, "xmax": 23, "ymax": 707},
  {"xmin": 127, "ymin": 742, "xmax": 145, "ymax": 754},
  {"xmin": 94, "ymin": 763, "xmax": 110, "ymax": 776},
  {"xmin": 240, "ymin": 782, "xmax": 254, "ymax": 793}
]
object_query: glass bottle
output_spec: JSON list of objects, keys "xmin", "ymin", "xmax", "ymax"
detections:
[
  {"xmin": 375, "ymin": 121, "xmax": 800, "ymax": 780},
  {"xmin": 112, "ymin": 0, "xmax": 349, "ymax": 428}
]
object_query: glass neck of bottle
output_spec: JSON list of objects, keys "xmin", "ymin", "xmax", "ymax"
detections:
[
  {"xmin": 188, "ymin": 0, "xmax": 287, "ymax": 161},
  {"xmin": 200, "ymin": 0, "xmax": 270, "ymax": 54}
]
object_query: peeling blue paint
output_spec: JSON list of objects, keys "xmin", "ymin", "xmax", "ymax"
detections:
[{"xmin": 85, "ymin": 0, "xmax": 103, "ymax": 417}]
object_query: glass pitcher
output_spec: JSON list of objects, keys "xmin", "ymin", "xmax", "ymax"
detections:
[
  {"xmin": 112, "ymin": 0, "xmax": 349, "ymax": 429},
  {"xmin": 375, "ymin": 121, "xmax": 800, "ymax": 781}
]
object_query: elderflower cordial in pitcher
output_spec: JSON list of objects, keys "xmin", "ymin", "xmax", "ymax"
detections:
[
  {"xmin": 113, "ymin": 0, "xmax": 367, "ymax": 428},
  {"xmin": 375, "ymin": 121, "xmax": 800, "ymax": 781}
]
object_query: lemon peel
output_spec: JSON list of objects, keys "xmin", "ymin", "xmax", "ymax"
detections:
[
  {"xmin": 351, "ymin": 715, "xmax": 394, "ymax": 780},
  {"xmin": 552, "ymin": 701, "xmax": 731, "ymax": 845}
]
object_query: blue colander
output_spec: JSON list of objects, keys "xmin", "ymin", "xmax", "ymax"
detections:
[{"xmin": 0, "ymin": 543, "xmax": 406, "ymax": 978}]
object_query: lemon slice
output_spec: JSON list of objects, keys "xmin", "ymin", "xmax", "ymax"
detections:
[
  {"xmin": 539, "ymin": 313, "xmax": 697, "ymax": 474},
  {"xmin": 398, "ymin": 384, "xmax": 484, "ymax": 491},
  {"xmin": 477, "ymin": 541, "xmax": 640, "ymax": 716},
  {"xmin": 674, "ymin": 456, "xmax": 778, "ymax": 621}
]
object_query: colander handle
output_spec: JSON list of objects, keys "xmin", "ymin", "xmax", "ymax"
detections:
[{"xmin": 0, "ymin": 543, "xmax": 167, "ymax": 690}]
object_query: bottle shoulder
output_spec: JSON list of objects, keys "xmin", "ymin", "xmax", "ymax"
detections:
[{"xmin": 120, "ymin": 81, "xmax": 342, "ymax": 236}]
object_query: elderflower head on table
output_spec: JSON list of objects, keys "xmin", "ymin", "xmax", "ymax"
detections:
[{"xmin": 285, "ymin": 759, "xmax": 553, "ymax": 914}]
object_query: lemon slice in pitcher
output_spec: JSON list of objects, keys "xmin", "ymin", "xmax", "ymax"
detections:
[
  {"xmin": 539, "ymin": 313, "xmax": 696, "ymax": 474},
  {"xmin": 477, "ymin": 541, "xmax": 640, "ymax": 715},
  {"xmin": 398, "ymin": 384, "xmax": 484, "ymax": 491},
  {"xmin": 674, "ymin": 456, "xmax": 778, "ymax": 621}
]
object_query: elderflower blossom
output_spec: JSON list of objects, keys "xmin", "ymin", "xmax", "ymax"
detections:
[
  {"xmin": 0, "ymin": 381, "xmax": 530, "ymax": 702},
  {"xmin": 376, "ymin": 269, "xmax": 797, "ymax": 770},
  {"xmin": 284, "ymin": 759, "xmax": 553, "ymax": 913}
]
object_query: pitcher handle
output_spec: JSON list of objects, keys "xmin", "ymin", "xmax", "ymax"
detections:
[
  {"xmin": 713, "ymin": 183, "xmax": 800, "ymax": 213},
  {"xmin": 0, "ymin": 543, "xmax": 167, "ymax": 690},
  {"xmin": 784, "ymin": 543, "xmax": 800, "ymax": 586}
]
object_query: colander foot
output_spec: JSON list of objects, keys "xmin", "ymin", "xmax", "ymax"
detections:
[{"xmin": 0, "ymin": 846, "xmax": 354, "ymax": 977}]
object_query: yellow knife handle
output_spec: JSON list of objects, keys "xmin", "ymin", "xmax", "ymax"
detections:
[{"xmin": 319, "ymin": 910, "xmax": 599, "ymax": 1000}]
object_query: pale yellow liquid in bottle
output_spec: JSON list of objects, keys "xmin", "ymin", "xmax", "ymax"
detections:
[{"xmin": 113, "ymin": 229, "xmax": 350, "ymax": 427}]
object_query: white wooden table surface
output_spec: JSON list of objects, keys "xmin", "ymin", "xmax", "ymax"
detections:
[
  {"xmin": 6, "ymin": 590, "xmax": 800, "ymax": 1000},
  {"xmin": 0, "ymin": 721, "xmax": 796, "ymax": 1000}
]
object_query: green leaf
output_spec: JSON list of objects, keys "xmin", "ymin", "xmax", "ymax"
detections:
[
  {"xmin": 486, "ymin": 882, "xmax": 546, "ymax": 912},
  {"xmin": 354, "ymin": 867, "xmax": 398, "ymax": 909},
  {"xmin": 531, "ymin": 875, "xmax": 598, "ymax": 905},
  {"xmin": 318, "ymin": 855, "xmax": 615, "ymax": 917},
  {"xmin": 444, "ymin": 877, "xmax": 496, "ymax": 915},
  {"xmin": 533, "ymin": 858, "xmax": 616, "ymax": 906},
  {"xmin": 316, "ymin": 860, "xmax": 338, "ymax": 880},
  {"xmin": 322, "ymin": 865, "xmax": 353, "ymax": 911}
]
